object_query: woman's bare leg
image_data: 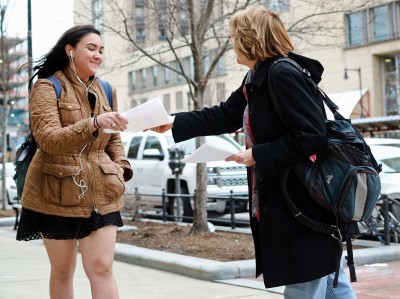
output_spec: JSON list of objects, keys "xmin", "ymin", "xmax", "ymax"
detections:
[
  {"xmin": 79, "ymin": 225, "xmax": 119, "ymax": 299},
  {"xmin": 43, "ymin": 238, "xmax": 78, "ymax": 299}
]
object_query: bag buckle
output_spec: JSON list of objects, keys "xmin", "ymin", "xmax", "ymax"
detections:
[{"xmin": 328, "ymin": 225, "xmax": 342, "ymax": 242}]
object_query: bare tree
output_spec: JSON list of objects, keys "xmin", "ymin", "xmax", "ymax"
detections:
[{"xmin": 75, "ymin": 0, "xmax": 384, "ymax": 234}]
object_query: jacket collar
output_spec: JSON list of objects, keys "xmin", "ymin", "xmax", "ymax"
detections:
[
  {"xmin": 248, "ymin": 57, "xmax": 280, "ymax": 87},
  {"xmin": 248, "ymin": 52, "xmax": 324, "ymax": 87}
]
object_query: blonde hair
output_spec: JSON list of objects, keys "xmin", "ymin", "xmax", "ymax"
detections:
[{"xmin": 229, "ymin": 6, "xmax": 294, "ymax": 61}]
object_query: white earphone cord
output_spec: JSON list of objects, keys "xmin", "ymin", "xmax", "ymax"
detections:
[
  {"xmin": 70, "ymin": 53, "xmax": 96, "ymax": 96},
  {"xmin": 72, "ymin": 144, "xmax": 88, "ymax": 199}
]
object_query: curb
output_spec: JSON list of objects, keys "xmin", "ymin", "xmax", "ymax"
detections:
[
  {"xmin": 114, "ymin": 238, "xmax": 400, "ymax": 282},
  {"xmin": 0, "ymin": 217, "xmax": 15, "ymax": 227},
  {"xmin": 115, "ymin": 243, "xmax": 255, "ymax": 281}
]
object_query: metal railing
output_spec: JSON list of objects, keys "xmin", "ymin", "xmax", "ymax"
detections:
[
  {"xmin": 126, "ymin": 189, "xmax": 400, "ymax": 244},
  {"xmin": 124, "ymin": 188, "xmax": 250, "ymax": 229}
]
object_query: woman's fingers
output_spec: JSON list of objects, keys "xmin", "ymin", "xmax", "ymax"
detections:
[
  {"xmin": 97, "ymin": 112, "xmax": 128, "ymax": 131},
  {"xmin": 225, "ymin": 149, "xmax": 255, "ymax": 166},
  {"xmin": 146, "ymin": 123, "xmax": 173, "ymax": 133}
]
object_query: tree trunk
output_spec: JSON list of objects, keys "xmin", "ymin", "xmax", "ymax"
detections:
[{"xmin": 189, "ymin": 154, "xmax": 209, "ymax": 234}]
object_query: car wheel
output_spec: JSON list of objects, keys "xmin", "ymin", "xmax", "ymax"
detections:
[{"xmin": 168, "ymin": 187, "xmax": 193, "ymax": 222}]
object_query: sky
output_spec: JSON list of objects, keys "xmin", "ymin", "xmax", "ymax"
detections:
[{"xmin": 5, "ymin": 0, "xmax": 74, "ymax": 60}]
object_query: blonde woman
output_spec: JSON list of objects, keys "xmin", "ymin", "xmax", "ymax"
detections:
[{"xmin": 150, "ymin": 6, "xmax": 356, "ymax": 299}]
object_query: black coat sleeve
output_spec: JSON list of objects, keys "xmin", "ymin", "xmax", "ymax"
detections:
[
  {"xmin": 172, "ymin": 85, "xmax": 246, "ymax": 142},
  {"xmin": 252, "ymin": 63, "xmax": 327, "ymax": 178}
]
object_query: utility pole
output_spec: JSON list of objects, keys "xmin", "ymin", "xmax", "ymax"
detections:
[
  {"xmin": 28, "ymin": 0, "xmax": 32, "ymax": 79},
  {"xmin": 0, "ymin": 3, "xmax": 8, "ymax": 210}
]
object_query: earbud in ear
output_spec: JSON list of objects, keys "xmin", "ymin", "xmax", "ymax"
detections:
[{"xmin": 69, "ymin": 50, "xmax": 73, "ymax": 58}]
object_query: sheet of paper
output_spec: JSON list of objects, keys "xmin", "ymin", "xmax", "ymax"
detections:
[
  {"xmin": 183, "ymin": 143, "xmax": 239, "ymax": 163},
  {"xmin": 104, "ymin": 97, "xmax": 173, "ymax": 133}
]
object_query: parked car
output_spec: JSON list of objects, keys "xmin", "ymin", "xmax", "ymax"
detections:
[
  {"xmin": 0, "ymin": 162, "xmax": 18, "ymax": 208},
  {"xmin": 365, "ymin": 137, "xmax": 400, "ymax": 148},
  {"xmin": 364, "ymin": 138, "xmax": 400, "ymax": 198},
  {"xmin": 369, "ymin": 145, "xmax": 400, "ymax": 198},
  {"xmin": 359, "ymin": 144, "xmax": 400, "ymax": 240},
  {"xmin": 120, "ymin": 131, "xmax": 248, "ymax": 218}
]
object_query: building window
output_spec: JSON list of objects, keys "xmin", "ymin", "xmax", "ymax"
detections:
[
  {"xmin": 382, "ymin": 54, "xmax": 399, "ymax": 116},
  {"xmin": 139, "ymin": 69, "xmax": 147, "ymax": 91},
  {"xmin": 346, "ymin": 1, "xmax": 400, "ymax": 47},
  {"xmin": 217, "ymin": 83, "xmax": 225, "ymax": 102},
  {"xmin": 372, "ymin": 5, "xmax": 390, "ymax": 42},
  {"xmin": 217, "ymin": 56, "xmax": 225, "ymax": 75},
  {"xmin": 179, "ymin": 8, "xmax": 189, "ymax": 35},
  {"xmin": 189, "ymin": 56, "xmax": 194, "ymax": 79},
  {"xmin": 203, "ymin": 55, "xmax": 209, "ymax": 75},
  {"xmin": 158, "ymin": 24, "xmax": 167, "ymax": 40},
  {"xmin": 164, "ymin": 64, "xmax": 170, "ymax": 85},
  {"xmin": 176, "ymin": 61, "xmax": 183, "ymax": 83},
  {"xmin": 348, "ymin": 12, "xmax": 363, "ymax": 46},
  {"xmin": 163, "ymin": 94, "xmax": 171, "ymax": 113},
  {"xmin": 152, "ymin": 66, "xmax": 158, "ymax": 88},
  {"xmin": 176, "ymin": 91, "xmax": 183, "ymax": 110},
  {"xmin": 135, "ymin": 5, "xmax": 146, "ymax": 42},
  {"xmin": 266, "ymin": 0, "xmax": 289, "ymax": 13},
  {"xmin": 136, "ymin": 28, "xmax": 146, "ymax": 42},
  {"xmin": 92, "ymin": 0, "xmax": 104, "ymax": 32},
  {"xmin": 129, "ymin": 71, "xmax": 136, "ymax": 94}
]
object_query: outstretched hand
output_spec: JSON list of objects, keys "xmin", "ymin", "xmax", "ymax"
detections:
[
  {"xmin": 225, "ymin": 148, "xmax": 255, "ymax": 166},
  {"xmin": 145, "ymin": 123, "xmax": 173, "ymax": 133},
  {"xmin": 97, "ymin": 112, "xmax": 128, "ymax": 131}
]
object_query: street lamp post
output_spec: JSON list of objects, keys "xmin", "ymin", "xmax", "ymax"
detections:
[{"xmin": 344, "ymin": 67, "xmax": 364, "ymax": 118}]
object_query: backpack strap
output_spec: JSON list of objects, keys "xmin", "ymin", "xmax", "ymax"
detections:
[
  {"xmin": 99, "ymin": 79, "xmax": 114, "ymax": 111},
  {"xmin": 48, "ymin": 76, "xmax": 62, "ymax": 102},
  {"xmin": 270, "ymin": 58, "xmax": 344, "ymax": 120}
]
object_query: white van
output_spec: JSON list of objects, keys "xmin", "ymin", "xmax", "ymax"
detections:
[{"xmin": 120, "ymin": 131, "xmax": 248, "ymax": 217}]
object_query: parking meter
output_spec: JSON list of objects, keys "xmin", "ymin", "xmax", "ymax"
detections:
[
  {"xmin": 168, "ymin": 146, "xmax": 186, "ymax": 175},
  {"xmin": 168, "ymin": 146, "xmax": 185, "ymax": 221}
]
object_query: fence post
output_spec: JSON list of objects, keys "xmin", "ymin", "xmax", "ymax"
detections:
[
  {"xmin": 230, "ymin": 190, "xmax": 236, "ymax": 230},
  {"xmin": 382, "ymin": 195, "xmax": 391, "ymax": 245},
  {"xmin": 132, "ymin": 187, "xmax": 141, "ymax": 220},
  {"xmin": 162, "ymin": 189, "xmax": 167, "ymax": 222}
]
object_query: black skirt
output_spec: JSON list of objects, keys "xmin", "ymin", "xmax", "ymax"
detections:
[{"xmin": 16, "ymin": 208, "xmax": 123, "ymax": 241}]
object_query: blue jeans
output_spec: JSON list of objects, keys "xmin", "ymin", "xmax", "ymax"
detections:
[{"xmin": 284, "ymin": 260, "xmax": 356, "ymax": 299}]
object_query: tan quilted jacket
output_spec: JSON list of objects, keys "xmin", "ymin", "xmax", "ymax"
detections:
[{"xmin": 21, "ymin": 69, "xmax": 133, "ymax": 217}]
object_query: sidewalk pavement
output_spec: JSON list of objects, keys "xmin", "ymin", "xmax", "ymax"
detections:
[
  {"xmin": 0, "ymin": 222, "xmax": 281, "ymax": 299},
  {"xmin": 1, "ymin": 216, "xmax": 400, "ymax": 298}
]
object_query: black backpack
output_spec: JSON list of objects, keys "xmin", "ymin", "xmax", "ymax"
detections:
[
  {"xmin": 13, "ymin": 76, "xmax": 113, "ymax": 199},
  {"xmin": 267, "ymin": 57, "xmax": 382, "ymax": 287}
]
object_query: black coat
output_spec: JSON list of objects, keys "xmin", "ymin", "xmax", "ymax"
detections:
[{"xmin": 172, "ymin": 53, "xmax": 340, "ymax": 288}]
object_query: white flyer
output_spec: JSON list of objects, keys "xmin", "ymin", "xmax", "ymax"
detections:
[
  {"xmin": 104, "ymin": 97, "xmax": 173, "ymax": 133},
  {"xmin": 183, "ymin": 143, "xmax": 239, "ymax": 163}
]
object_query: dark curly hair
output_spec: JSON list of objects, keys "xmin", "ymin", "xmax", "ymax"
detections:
[{"xmin": 21, "ymin": 24, "xmax": 101, "ymax": 90}]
